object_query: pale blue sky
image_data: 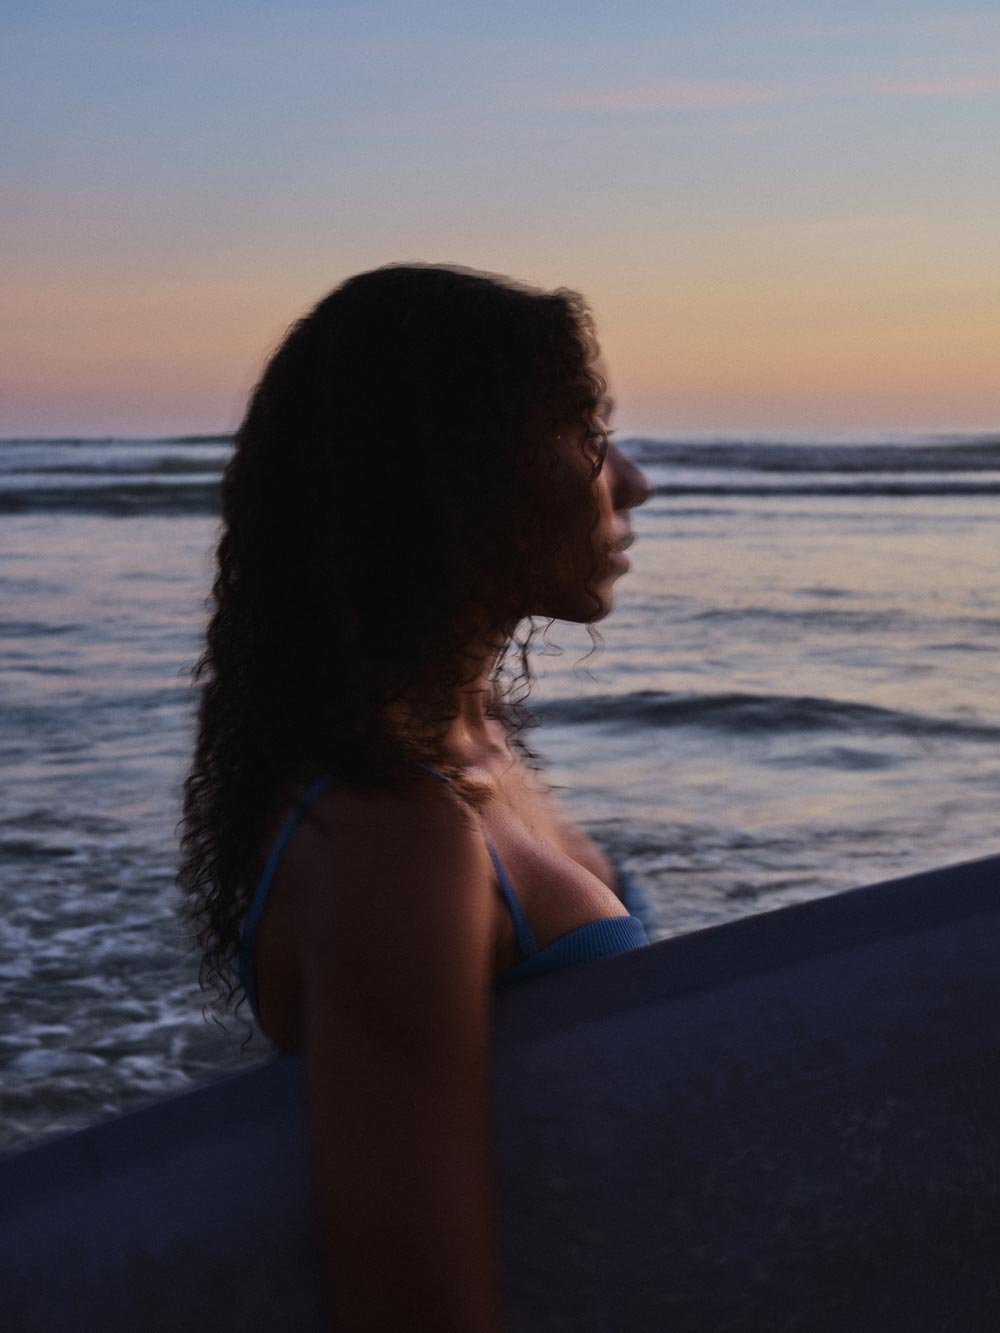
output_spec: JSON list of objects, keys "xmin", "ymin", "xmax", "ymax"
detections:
[{"xmin": 3, "ymin": 2, "xmax": 998, "ymax": 434}]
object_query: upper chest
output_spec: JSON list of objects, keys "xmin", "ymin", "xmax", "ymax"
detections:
[
  {"xmin": 251, "ymin": 758, "xmax": 622, "ymax": 1047},
  {"xmin": 473, "ymin": 761, "xmax": 622, "ymax": 942}
]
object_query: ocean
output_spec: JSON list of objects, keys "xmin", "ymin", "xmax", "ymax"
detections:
[{"xmin": 3, "ymin": 430, "xmax": 999, "ymax": 1151}]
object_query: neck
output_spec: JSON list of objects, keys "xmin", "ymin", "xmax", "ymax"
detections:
[{"xmin": 385, "ymin": 630, "xmax": 514, "ymax": 767}]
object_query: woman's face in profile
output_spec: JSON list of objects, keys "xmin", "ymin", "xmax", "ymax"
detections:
[{"xmin": 534, "ymin": 357, "xmax": 654, "ymax": 625}]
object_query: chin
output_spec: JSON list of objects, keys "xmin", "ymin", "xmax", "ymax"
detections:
[
  {"xmin": 537, "ymin": 583, "xmax": 616, "ymax": 625},
  {"xmin": 531, "ymin": 556, "xmax": 623, "ymax": 624}
]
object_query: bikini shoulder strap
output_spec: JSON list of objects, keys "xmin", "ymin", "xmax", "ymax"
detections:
[{"xmin": 405, "ymin": 759, "xmax": 538, "ymax": 960}]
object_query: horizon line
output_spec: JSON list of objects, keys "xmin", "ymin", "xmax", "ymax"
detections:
[{"xmin": 2, "ymin": 427, "xmax": 999, "ymax": 445}]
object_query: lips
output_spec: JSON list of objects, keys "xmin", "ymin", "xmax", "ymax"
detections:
[{"xmin": 611, "ymin": 533, "xmax": 635, "ymax": 553}]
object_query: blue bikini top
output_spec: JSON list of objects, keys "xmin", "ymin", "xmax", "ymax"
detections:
[{"xmin": 238, "ymin": 764, "xmax": 649, "ymax": 1028}]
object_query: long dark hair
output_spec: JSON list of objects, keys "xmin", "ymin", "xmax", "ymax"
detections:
[{"xmin": 178, "ymin": 262, "xmax": 609, "ymax": 1018}]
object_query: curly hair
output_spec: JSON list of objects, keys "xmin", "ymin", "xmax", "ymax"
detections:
[{"xmin": 177, "ymin": 261, "xmax": 611, "ymax": 1020}]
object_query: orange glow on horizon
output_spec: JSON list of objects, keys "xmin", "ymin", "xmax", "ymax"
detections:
[{"xmin": 3, "ymin": 237, "xmax": 997, "ymax": 436}]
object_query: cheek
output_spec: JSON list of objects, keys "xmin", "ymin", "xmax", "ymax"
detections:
[{"xmin": 551, "ymin": 460, "xmax": 603, "ymax": 528}]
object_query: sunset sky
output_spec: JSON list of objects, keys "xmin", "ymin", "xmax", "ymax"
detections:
[{"xmin": 3, "ymin": 1, "xmax": 998, "ymax": 437}]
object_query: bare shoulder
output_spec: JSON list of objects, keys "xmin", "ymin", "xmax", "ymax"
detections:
[{"xmin": 288, "ymin": 767, "xmax": 499, "ymax": 1001}]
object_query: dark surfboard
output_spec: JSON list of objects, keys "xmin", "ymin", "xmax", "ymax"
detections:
[{"xmin": 3, "ymin": 854, "xmax": 999, "ymax": 1331}]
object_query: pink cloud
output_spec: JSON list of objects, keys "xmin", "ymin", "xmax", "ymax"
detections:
[
  {"xmin": 535, "ymin": 81, "xmax": 789, "ymax": 112},
  {"xmin": 778, "ymin": 15, "xmax": 994, "ymax": 41},
  {"xmin": 0, "ymin": 185, "xmax": 133, "ymax": 209},
  {"xmin": 876, "ymin": 78, "xmax": 1000, "ymax": 97}
]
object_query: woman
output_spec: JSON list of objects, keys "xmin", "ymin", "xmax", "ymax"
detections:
[{"xmin": 178, "ymin": 262, "xmax": 654, "ymax": 1331}]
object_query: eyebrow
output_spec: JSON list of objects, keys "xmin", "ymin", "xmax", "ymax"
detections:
[{"xmin": 599, "ymin": 395, "xmax": 616, "ymax": 421}]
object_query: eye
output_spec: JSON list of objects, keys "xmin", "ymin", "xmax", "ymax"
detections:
[{"xmin": 584, "ymin": 426, "xmax": 613, "ymax": 476}]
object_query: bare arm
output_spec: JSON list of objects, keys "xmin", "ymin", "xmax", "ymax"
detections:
[{"xmin": 297, "ymin": 785, "xmax": 506, "ymax": 1333}]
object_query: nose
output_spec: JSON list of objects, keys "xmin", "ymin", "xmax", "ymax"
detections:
[{"xmin": 609, "ymin": 441, "xmax": 654, "ymax": 511}]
